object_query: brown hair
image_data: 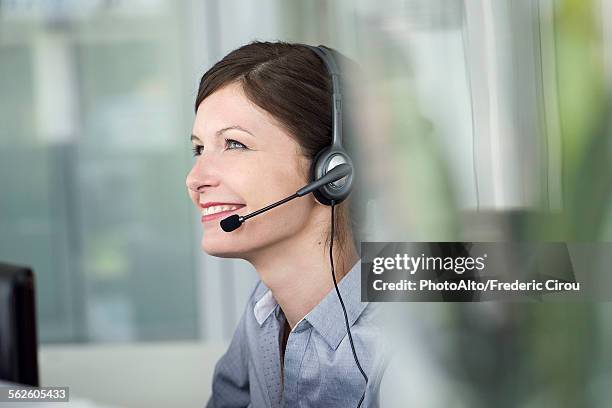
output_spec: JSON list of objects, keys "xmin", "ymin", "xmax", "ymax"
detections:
[{"xmin": 195, "ymin": 41, "xmax": 365, "ymax": 254}]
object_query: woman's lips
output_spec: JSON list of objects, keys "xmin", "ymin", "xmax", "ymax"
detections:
[{"xmin": 201, "ymin": 206, "xmax": 245, "ymax": 224}]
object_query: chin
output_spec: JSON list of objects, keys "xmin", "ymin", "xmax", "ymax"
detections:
[{"xmin": 201, "ymin": 237, "xmax": 249, "ymax": 259}]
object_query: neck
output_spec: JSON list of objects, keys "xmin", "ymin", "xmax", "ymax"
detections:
[{"xmin": 247, "ymin": 215, "xmax": 359, "ymax": 329}]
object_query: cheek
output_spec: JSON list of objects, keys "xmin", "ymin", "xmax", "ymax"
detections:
[
  {"xmin": 240, "ymin": 154, "xmax": 307, "ymax": 207},
  {"xmin": 242, "ymin": 159, "xmax": 312, "ymax": 233}
]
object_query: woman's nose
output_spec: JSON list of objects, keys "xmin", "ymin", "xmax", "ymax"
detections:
[{"xmin": 186, "ymin": 155, "xmax": 221, "ymax": 193}]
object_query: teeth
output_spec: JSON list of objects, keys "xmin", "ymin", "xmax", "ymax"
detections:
[{"xmin": 201, "ymin": 205, "xmax": 241, "ymax": 216}]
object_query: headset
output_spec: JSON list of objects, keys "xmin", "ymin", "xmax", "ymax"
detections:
[
  {"xmin": 304, "ymin": 45, "xmax": 368, "ymax": 407},
  {"xmin": 303, "ymin": 45, "xmax": 354, "ymax": 206},
  {"xmin": 220, "ymin": 44, "xmax": 368, "ymax": 407}
]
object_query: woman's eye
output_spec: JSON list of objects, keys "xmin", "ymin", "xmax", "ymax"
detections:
[
  {"xmin": 225, "ymin": 139, "xmax": 247, "ymax": 150},
  {"xmin": 191, "ymin": 145, "xmax": 204, "ymax": 157},
  {"xmin": 191, "ymin": 139, "xmax": 247, "ymax": 156}
]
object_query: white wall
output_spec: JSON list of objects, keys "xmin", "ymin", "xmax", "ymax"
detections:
[{"xmin": 39, "ymin": 342, "xmax": 227, "ymax": 408}]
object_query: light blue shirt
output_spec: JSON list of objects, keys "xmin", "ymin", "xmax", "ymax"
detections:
[{"xmin": 205, "ymin": 260, "xmax": 386, "ymax": 407}]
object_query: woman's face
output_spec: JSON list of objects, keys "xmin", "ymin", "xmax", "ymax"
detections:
[{"xmin": 186, "ymin": 81, "xmax": 317, "ymax": 259}]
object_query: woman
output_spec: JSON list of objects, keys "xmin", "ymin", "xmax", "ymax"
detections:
[{"xmin": 186, "ymin": 41, "xmax": 383, "ymax": 407}]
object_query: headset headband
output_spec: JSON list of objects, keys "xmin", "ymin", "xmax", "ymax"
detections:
[{"xmin": 305, "ymin": 45, "xmax": 343, "ymax": 148}]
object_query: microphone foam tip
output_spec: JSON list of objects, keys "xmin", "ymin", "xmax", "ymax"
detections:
[{"xmin": 220, "ymin": 214, "xmax": 242, "ymax": 232}]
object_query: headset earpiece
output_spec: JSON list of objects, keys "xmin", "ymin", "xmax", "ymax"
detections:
[
  {"xmin": 306, "ymin": 45, "xmax": 354, "ymax": 206},
  {"xmin": 311, "ymin": 146, "xmax": 353, "ymax": 205}
]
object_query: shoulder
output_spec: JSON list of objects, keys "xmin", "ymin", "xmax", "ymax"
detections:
[
  {"xmin": 352, "ymin": 302, "xmax": 386, "ymax": 344},
  {"xmin": 250, "ymin": 278, "xmax": 267, "ymax": 303},
  {"xmin": 352, "ymin": 303, "xmax": 392, "ymax": 401}
]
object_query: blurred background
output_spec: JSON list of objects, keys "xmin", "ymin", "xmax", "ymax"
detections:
[{"xmin": 0, "ymin": 0, "xmax": 611, "ymax": 407}]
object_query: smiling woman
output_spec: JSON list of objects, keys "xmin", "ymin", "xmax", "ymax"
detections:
[{"xmin": 185, "ymin": 41, "xmax": 383, "ymax": 407}]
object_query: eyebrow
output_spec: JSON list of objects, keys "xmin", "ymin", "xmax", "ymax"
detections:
[{"xmin": 190, "ymin": 125, "xmax": 254, "ymax": 142}]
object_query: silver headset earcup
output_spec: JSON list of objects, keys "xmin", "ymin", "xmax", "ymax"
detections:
[{"xmin": 311, "ymin": 147, "xmax": 354, "ymax": 205}]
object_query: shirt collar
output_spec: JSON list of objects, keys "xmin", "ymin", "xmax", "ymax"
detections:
[
  {"xmin": 252, "ymin": 260, "xmax": 368, "ymax": 350},
  {"xmin": 253, "ymin": 289, "xmax": 278, "ymax": 326}
]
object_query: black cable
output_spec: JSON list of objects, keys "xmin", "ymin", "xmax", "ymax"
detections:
[{"xmin": 329, "ymin": 201, "xmax": 368, "ymax": 407}]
